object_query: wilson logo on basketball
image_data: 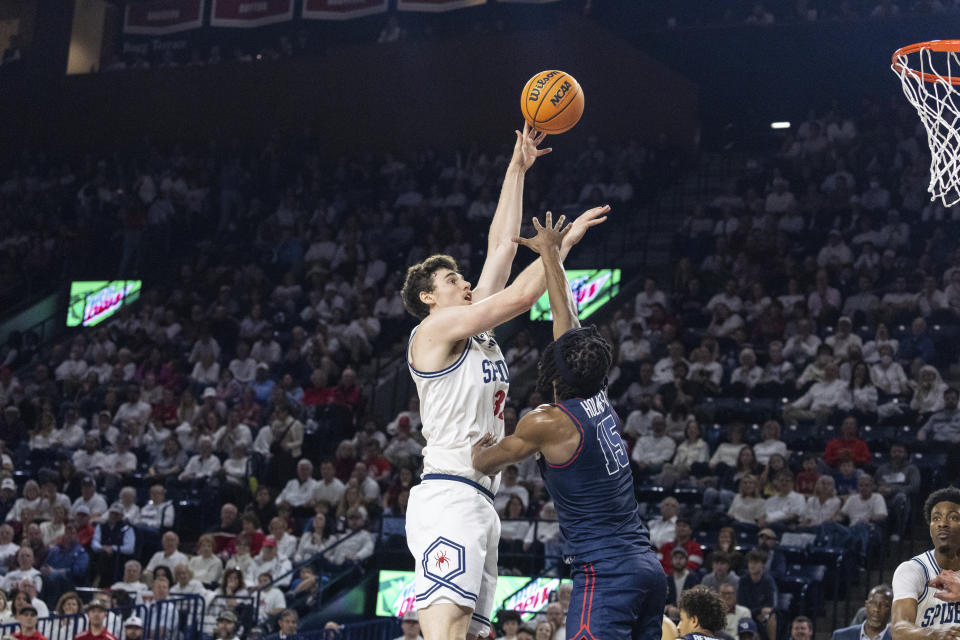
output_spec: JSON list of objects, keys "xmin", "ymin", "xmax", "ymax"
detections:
[
  {"xmin": 550, "ymin": 81, "xmax": 572, "ymax": 107},
  {"xmin": 434, "ymin": 549, "xmax": 449, "ymax": 570},
  {"xmin": 527, "ymin": 71, "xmax": 560, "ymax": 102}
]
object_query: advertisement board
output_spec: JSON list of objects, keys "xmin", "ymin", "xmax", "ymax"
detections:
[
  {"xmin": 529, "ymin": 269, "xmax": 621, "ymax": 322},
  {"xmin": 66, "ymin": 281, "xmax": 143, "ymax": 328}
]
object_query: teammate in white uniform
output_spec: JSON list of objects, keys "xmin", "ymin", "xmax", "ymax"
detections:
[
  {"xmin": 892, "ymin": 488, "xmax": 960, "ymax": 640},
  {"xmin": 400, "ymin": 123, "xmax": 608, "ymax": 640}
]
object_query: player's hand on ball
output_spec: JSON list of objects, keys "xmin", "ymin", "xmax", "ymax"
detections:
[
  {"xmin": 512, "ymin": 122, "xmax": 552, "ymax": 172},
  {"xmin": 514, "ymin": 212, "xmax": 570, "ymax": 255},
  {"xmin": 562, "ymin": 205, "xmax": 610, "ymax": 250},
  {"xmin": 930, "ymin": 569, "xmax": 960, "ymax": 602}
]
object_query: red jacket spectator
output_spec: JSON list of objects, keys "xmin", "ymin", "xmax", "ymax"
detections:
[
  {"xmin": 658, "ymin": 539, "xmax": 704, "ymax": 575},
  {"xmin": 823, "ymin": 417, "xmax": 871, "ymax": 467}
]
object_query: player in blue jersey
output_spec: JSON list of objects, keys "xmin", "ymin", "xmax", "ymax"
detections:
[
  {"xmin": 676, "ymin": 586, "xmax": 728, "ymax": 640},
  {"xmin": 472, "ymin": 212, "xmax": 666, "ymax": 640}
]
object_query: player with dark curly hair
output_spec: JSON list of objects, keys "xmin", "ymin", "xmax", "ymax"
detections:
[
  {"xmin": 891, "ymin": 487, "xmax": 960, "ymax": 640},
  {"xmin": 677, "ymin": 586, "xmax": 728, "ymax": 640},
  {"xmin": 472, "ymin": 214, "xmax": 664, "ymax": 640}
]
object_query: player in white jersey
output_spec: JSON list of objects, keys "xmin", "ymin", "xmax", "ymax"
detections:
[
  {"xmin": 399, "ymin": 123, "xmax": 608, "ymax": 640},
  {"xmin": 891, "ymin": 487, "xmax": 960, "ymax": 640}
]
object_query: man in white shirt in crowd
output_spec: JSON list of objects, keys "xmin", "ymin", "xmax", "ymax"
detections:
[
  {"xmin": 145, "ymin": 531, "xmax": 189, "ymax": 581},
  {"xmin": 782, "ymin": 319, "xmax": 822, "ymax": 365},
  {"xmin": 145, "ymin": 575, "xmax": 180, "ymax": 638},
  {"xmin": 782, "ymin": 362, "xmax": 851, "ymax": 425},
  {"xmin": 817, "ymin": 229, "xmax": 852, "ymax": 267},
  {"xmin": 179, "ymin": 436, "xmax": 221, "ymax": 483},
  {"xmin": 760, "ymin": 470, "xmax": 806, "ymax": 528},
  {"xmin": 632, "ymin": 416, "xmax": 676, "ymax": 475},
  {"xmin": 111, "ymin": 560, "xmax": 149, "ymax": 599},
  {"xmin": 228, "ymin": 342, "xmax": 258, "ymax": 384},
  {"xmin": 841, "ymin": 475, "xmax": 887, "ymax": 559},
  {"xmin": 72, "ymin": 476, "xmax": 108, "ymax": 522},
  {"xmin": 394, "ymin": 610, "xmax": 424, "ymax": 640},
  {"xmin": 706, "ymin": 280, "xmax": 744, "ymax": 314},
  {"xmin": 313, "ymin": 459, "xmax": 345, "ymax": 507},
  {"xmin": 647, "ymin": 497, "xmax": 679, "ymax": 550},
  {"xmin": 137, "ymin": 484, "xmax": 175, "ymax": 530},
  {"xmin": 74, "ymin": 435, "xmax": 108, "ymax": 476},
  {"xmin": 54, "ymin": 346, "xmax": 88, "ymax": 383},
  {"xmin": 350, "ymin": 461, "xmax": 381, "ymax": 505},
  {"xmin": 1, "ymin": 546, "xmax": 41, "ymax": 592},
  {"xmin": 247, "ymin": 537, "xmax": 292, "ymax": 588},
  {"xmin": 825, "ymin": 317, "xmax": 863, "ymax": 360},
  {"xmin": 654, "ymin": 341, "xmax": 690, "ymax": 385},
  {"xmin": 842, "ymin": 277, "xmax": 881, "ymax": 324},
  {"xmin": 624, "ymin": 394, "xmax": 663, "ymax": 439},
  {"xmin": 115, "ymin": 387, "xmax": 152, "ymax": 431},
  {"xmin": 104, "ymin": 435, "xmax": 138, "ymax": 477},
  {"xmin": 720, "ymin": 583, "xmax": 752, "ymax": 639},
  {"xmin": 276, "ymin": 459, "xmax": 319, "ymax": 516},
  {"xmin": 327, "ymin": 507, "xmax": 375, "ymax": 566}
]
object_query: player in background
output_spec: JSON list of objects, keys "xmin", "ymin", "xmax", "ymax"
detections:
[
  {"xmin": 472, "ymin": 213, "xmax": 665, "ymax": 640},
  {"xmin": 891, "ymin": 487, "xmax": 960, "ymax": 640},
  {"xmin": 401, "ymin": 124, "xmax": 609, "ymax": 640},
  {"xmin": 677, "ymin": 586, "xmax": 729, "ymax": 640}
]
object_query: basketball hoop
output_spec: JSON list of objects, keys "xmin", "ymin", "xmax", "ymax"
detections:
[{"xmin": 892, "ymin": 40, "xmax": 960, "ymax": 207}]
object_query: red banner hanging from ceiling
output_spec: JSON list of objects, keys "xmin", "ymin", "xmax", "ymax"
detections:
[
  {"xmin": 210, "ymin": 0, "xmax": 294, "ymax": 27},
  {"xmin": 124, "ymin": 0, "xmax": 205, "ymax": 35},
  {"xmin": 302, "ymin": 0, "xmax": 388, "ymax": 20}
]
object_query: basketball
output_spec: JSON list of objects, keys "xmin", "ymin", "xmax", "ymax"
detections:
[{"xmin": 521, "ymin": 70, "xmax": 585, "ymax": 135}]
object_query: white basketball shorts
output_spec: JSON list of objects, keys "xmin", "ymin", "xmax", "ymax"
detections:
[{"xmin": 405, "ymin": 474, "xmax": 500, "ymax": 637}]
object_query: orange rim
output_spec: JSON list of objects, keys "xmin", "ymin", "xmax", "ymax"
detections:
[{"xmin": 893, "ymin": 40, "xmax": 960, "ymax": 86}]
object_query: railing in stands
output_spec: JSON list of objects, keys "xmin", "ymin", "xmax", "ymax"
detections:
[{"xmin": 1, "ymin": 594, "xmax": 206, "ymax": 640}]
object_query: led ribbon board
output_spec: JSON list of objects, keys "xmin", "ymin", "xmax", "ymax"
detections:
[
  {"xmin": 66, "ymin": 281, "xmax": 143, "ymax": 327},
  {"xmin": 375, "ymin": 570, "xmax": 571, "ymax": 621},
  {"xmin": 530, "ymin": 268, "xmax": 621, "ymax": 321}
]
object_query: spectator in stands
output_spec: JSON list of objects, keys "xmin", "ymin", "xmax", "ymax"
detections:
[
  {"xmin": 658, "ymin": 518, "xmax": 703, "ymax": 574},
  {"xmin": 918, "ymin": 388, "xmax": 960, "ymax": 443},
  {"xmin": 111, "ymin": 560, "xmax": 147, "ymax": 596},
  {"xmin": 665, "ymin": 546, "xmax": 701, "ymax": 610},
  {"xmin": 721, "ymin": 583, "xmax": 753, "ymax": 638},
  {"xmin": 13, "ymin": 604, "xmax": 47, "ymax": 640},
  {"xmin": 326, "ymin": 506, "xmax": 375, "ymax": 567},
  {"xmin": 898, "ymin": 317, "xmax": 935, "ymax": 366},
  {"xmin": 801, "ymin": 475, "xmax": 842, "ymax": 526},
  {"xmin": 783, "ymin": 362, "xmax": 851, "ymax": 425},
  {"xmin": 178, "ymin": 436, "xmax": 221, "ymax": 484},
  {"xmin": 91, "ymin": 503, "xmax": 135, "ymax": 585},
  {"xmin": 788, "ymin": 617, "xmax": 814, "ymax": 640},
  {"xmin": 7, "ymin": 480, "xmax": 41, "ymax": 524},
  {"xmin": 647, "ymin": 497, "xmax": 679, "ymax": 550},
  {"xmin": 145, "ymin": 532, "xmax": 188, "ymax": 581},
  {"xmin": 253, "ymin": 572, "xmax": 286, "ymax": 623},
  {"xmin": 840, "ymin": 475, "xmax": 887, "ymax": 557},
  {"xmin": 758, "ymin": 342, "xmax": 795, "ymax": 397},
  {"xmin": 383, "ymin": 420, "xmax": 423, "ymax": 467},
  {"xmin": 116, "ymin": 488, "xmax": 139, "ymax": 524},
  {"xmin": 728, "ymin": 474, "xmax": 765, "ymax": 526},
  {"xmin": 137, "ymin": 484, "xmax": 174, "ymax": 530},
  {"xmin": 875, "ymin": 443, "xmax": 920, "ymax": 542},
  {"xmin": 246, "ymin": 537, "xmax": 291, "ymax": 588},
  {"xmin": 760, "ymin": 470, "xmax": 805, "ymax": 529},
  {"xmin": 702, "ymin": 551, "xmax": 739, "ymax": 591},
  {"xmin": 145, "ymin": 575, "xmax": 179, "ymax": 639},
  {"xmin": 738, "ymin": 549, "xmax": 778, "ymax": 640},
  {"xmin": 830, "ymin": 584, "xmax": 892, "ymax": 640},
  {"xmin": 3, "ymin": 547, "xmax": 40, "ymax": 592},
  {"xmin": 72, "ymin": 477, "xmax": 107, "ymax": 523},
  {"xmin": 188, "ymin": 534, "xmax": 223, "ymax": 588},
  {"xmin": 172, "ymin": 563, "xmax": 205, "ymax": 596},
  {"xmin": 44, "ymin": 522, "xmax": 90, "ymax": 603},
  {"xmin": 754, "ymin": 421, "xmax": 788, "ymax": 466},
  {"xmin": 632, "ymin": 415, "xmax": 675, "ymax": 475},
  {"xmin": 824, "ymin": 416, "xmax": 871, "ymax": 468},
  {"xmin": 74, "ymin": 600, "xmax": 117, "ymax": 640},
  {"xmin": 494, "ymin": 465, "xmax": 529, "ymax": 513},
  {"xmin": 122, "ymin": 617, "xmax": 144, "ymax": 640},
  {"xmin": 275, "ymin": 459, "xmax": 318, "ymax": 518}
]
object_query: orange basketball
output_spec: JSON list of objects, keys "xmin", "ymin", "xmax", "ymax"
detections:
[{"xmin": 520, "ymin": 70, "xmax": 584, "ymax": 135}]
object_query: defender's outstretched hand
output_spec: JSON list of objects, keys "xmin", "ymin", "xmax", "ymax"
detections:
[
  {"xmin": 511, "ymin": 122, "xmax": 552, "ymax": 172},
  {"xmin": 931, "ymin": 570, "xmax": 960, "ymax": 602},
  {"xmin": 514, "ymin": 212, "xmax": 570, "ymax": 256},
  {"xmin": 562, "ymin": 204, "xmax": 611, "ymax": 249}
]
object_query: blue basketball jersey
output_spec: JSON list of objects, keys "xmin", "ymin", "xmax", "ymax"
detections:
[
  {"xmin": 537, "ymin": 390, "xmax": 653, "ymax": 563},
  {"xmin": 680, "ymin": 633, "xmax": 724, "ymax": 640}
]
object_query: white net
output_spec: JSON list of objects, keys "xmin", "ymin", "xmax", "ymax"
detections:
[{"xmin": 893, "ymin": 44, "xmax": 960, "ymax": 207}]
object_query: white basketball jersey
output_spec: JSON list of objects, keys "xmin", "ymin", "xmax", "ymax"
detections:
[
  {"xmin": 893, "ymin": 549, "xmax": 960, "ymax": 628},
  {"xmin": 408, "ymin": 326, "xmax": 508, "ymax": 494}
]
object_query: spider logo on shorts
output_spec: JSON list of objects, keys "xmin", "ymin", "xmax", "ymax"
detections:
[{"xmin": 434, "ymin": 549, "xmax": 450, "ymax": 570}]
